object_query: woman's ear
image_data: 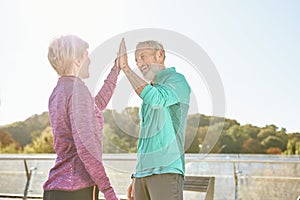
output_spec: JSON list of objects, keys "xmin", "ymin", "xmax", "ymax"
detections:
[{"xmin": 74, "ymin": 58, "xmax": 81, "ymax": 67}]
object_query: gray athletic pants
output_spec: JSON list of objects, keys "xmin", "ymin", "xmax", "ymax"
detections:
[{"xmin": 134, "ymin": 173, "xmax": 184, "ymax": 200}]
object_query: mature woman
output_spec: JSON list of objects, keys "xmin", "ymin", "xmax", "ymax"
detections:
[{"xmin": 43, "ymin": 35, "xmax": 119, "ymax": 200}]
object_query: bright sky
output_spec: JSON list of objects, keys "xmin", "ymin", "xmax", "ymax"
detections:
[{"xmin": 0, "ymin": 0, "xmax": 299, "ymax": 133}]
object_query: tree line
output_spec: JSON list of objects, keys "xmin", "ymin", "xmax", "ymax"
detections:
[{"xmin": 0, "ymin": 107, "xmax": 300, "ymax": 154}]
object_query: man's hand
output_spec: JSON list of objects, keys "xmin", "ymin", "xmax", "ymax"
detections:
[
  {"xmin": 117, "ymin": 38, "xmax": 129, "ymax": 71},
  {"xmin": 127, "ymin": 179, "xmax": 134, "ymax": 200},
  {"xmin": 117, "ymin": 37, "xmax": 147, "ymax": 95}
]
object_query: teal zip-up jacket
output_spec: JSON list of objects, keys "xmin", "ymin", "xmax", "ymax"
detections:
[{"xmin": 135, "ymin": 67, "xmax": 191, "ymax": 178}]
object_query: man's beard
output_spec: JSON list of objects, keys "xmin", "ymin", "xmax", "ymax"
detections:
[{"xmin": 142, "ymin": 64, "xmax": 161, "ymax": 82}]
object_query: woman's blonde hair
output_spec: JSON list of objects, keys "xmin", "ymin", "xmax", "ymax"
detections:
[{"xmin": 48, "ymin": 35, "xmax": 89, "ymax": 75}]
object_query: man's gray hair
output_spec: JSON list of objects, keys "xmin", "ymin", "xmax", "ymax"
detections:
[{"xmin": 136, "ymin": 40, "xmax": 164, "ymax": 51}]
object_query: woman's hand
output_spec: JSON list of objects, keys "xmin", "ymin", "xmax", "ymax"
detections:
[{"xmin": 117, "ymin": 38, "xmax": 129, "ymax": 71}]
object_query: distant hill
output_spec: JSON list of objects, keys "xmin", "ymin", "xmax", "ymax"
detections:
[
  {"xmin": 0, "ymin": 112, "xmax": 50, "ymax": 147},
  {"xmin": 1, "ymin": 108, "xmax": 300, "ymax": 154},
  {"xmin": 0, "ymin": 129, "xmax": 21, "ymax": 150}
]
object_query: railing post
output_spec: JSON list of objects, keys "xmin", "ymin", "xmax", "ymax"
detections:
[
  {"xmin": 23, "ymin": 160, "xmax": 30, "ymax": 181},
  {"xmin": 23, "ymin": 159, "xmax": 36, "ymax": 200},
  {"xmin": 233, "ymin": 162, "xmax": 238, "ymax": 200}
]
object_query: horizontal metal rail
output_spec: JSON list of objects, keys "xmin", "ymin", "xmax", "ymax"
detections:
[{"xmin": 0, "ymin": 154, "xmax": 299, "ymax": 164}]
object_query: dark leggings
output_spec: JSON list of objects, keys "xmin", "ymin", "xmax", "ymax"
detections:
[{"xmin": 43, "ymin": 186, "xmax": 99, "ymax": 200}]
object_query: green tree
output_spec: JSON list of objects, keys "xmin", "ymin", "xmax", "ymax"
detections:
[
  {"xmin": 103, "ymin": 108, "xmax": 139, "ymax": 151},
  {"xmin": 275, "ymin": 129, "xmax": 288, "ymax": 151},
  {"xmin": 285, "ymin": 134, "xmax": 300, "ymax": 155},
  {"xmin": 201, "ymin": 123, "xmax": 225, "ymax": 153},
  {"xmin": 23, "ymin": 126, "xmax": 54, "ymax": 153},
  {"xmin": 103, "ymin": 124, "xmax": 134, "ymax": 153},
  {"xmin": 219, "ymin": 133, "xmax": 235, "ymax": 153},
  {"xmin": 257, "ymin": 128, "xmax": 276, "ymax": 141},
  {"xmin": 223, "ymin": 125, "xmax": 248, "ymax": 152},
  {"xmin": 296, "ymin": 141, "xmax": 300, "ymax": 154},
  {"xmin": 242, "ymin": 138, "xmax": 265, "ymax": 153},
  {"xmin": 1, "ymin": 112, "xmax": 50, "ymax": 147},
  {"xmin": 184, "ymin": 126, "xmax": 199, "ymax": 153},
  {"xmin": 261, "ymin": 136, "xmax": 286, "ymax": 151},
  {"xmin": 242, "ymin": 124, "xmax": 260, "ymax": 139},
  {"xmin": 266, "ymin": 147, "xmax": 282, "ymax": 154},
  {"xmin": 0, "ymin": 143, "xmax": 22, "ymax": 153},
  {"xmin": 0, "ymin": 130, "xmax": 21, "ymax": 153},
  {"xmin": 221, "ymin": 118, "xmax": 240, "ymax": 130}
]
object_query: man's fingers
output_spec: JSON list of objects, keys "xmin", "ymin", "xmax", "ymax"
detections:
[
  {"xmin": 127, "ymin": 189, "xmax": 132, "ymax": 199},
  {"xmin": 121, "ymin": 38, "xmax": 127, "ymax": 53},
  {"xmin": 127, "ymin": 182, "xmax": 134, "ymax": 200},
  {"xmin": 117, "ymin": 37, "xmax": 128, "ymax": 69},
  {"xmin": 119, "ymin": 37, "xmax": 127, "ymax": 56}
]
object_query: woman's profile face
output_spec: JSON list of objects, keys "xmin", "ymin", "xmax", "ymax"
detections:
[{"xmin": 78, "ymin": 50, "xmax": 90, "ymax": 79}]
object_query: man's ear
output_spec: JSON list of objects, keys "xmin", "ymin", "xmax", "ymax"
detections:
[{"xmin": 156, "ymin": 49, "xmax": 165, "ymax": 62}]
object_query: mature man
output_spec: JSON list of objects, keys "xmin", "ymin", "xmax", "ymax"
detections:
[{"xmin": 117, "ymin": 38, "xmax": 191, "ymax": 200}]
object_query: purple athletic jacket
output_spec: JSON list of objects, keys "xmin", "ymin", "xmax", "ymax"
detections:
[{"xmin": 43, "ymin": 65, "xmax": 120, "ymax": 200}]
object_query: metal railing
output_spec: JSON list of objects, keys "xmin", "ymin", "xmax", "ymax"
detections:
[
  {"xmin": 0, "ymin": 154, "xmax": 300, "ymax": 200},
  {"xmin": 0, "ymin": 154, "xmax": 132, "ymax": 200},
  {"xmin": 185, "ymin": 154, "xmax": 300, "ymax": 200}
]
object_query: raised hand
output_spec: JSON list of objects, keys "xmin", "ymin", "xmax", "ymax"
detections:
[
  {"xmin": 117, "ymin": 38, "xmax": 129, "ymax": 71},
  {"xmin": 116, "ymin": 37, "xmax": 147, "ymax": 95}
]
